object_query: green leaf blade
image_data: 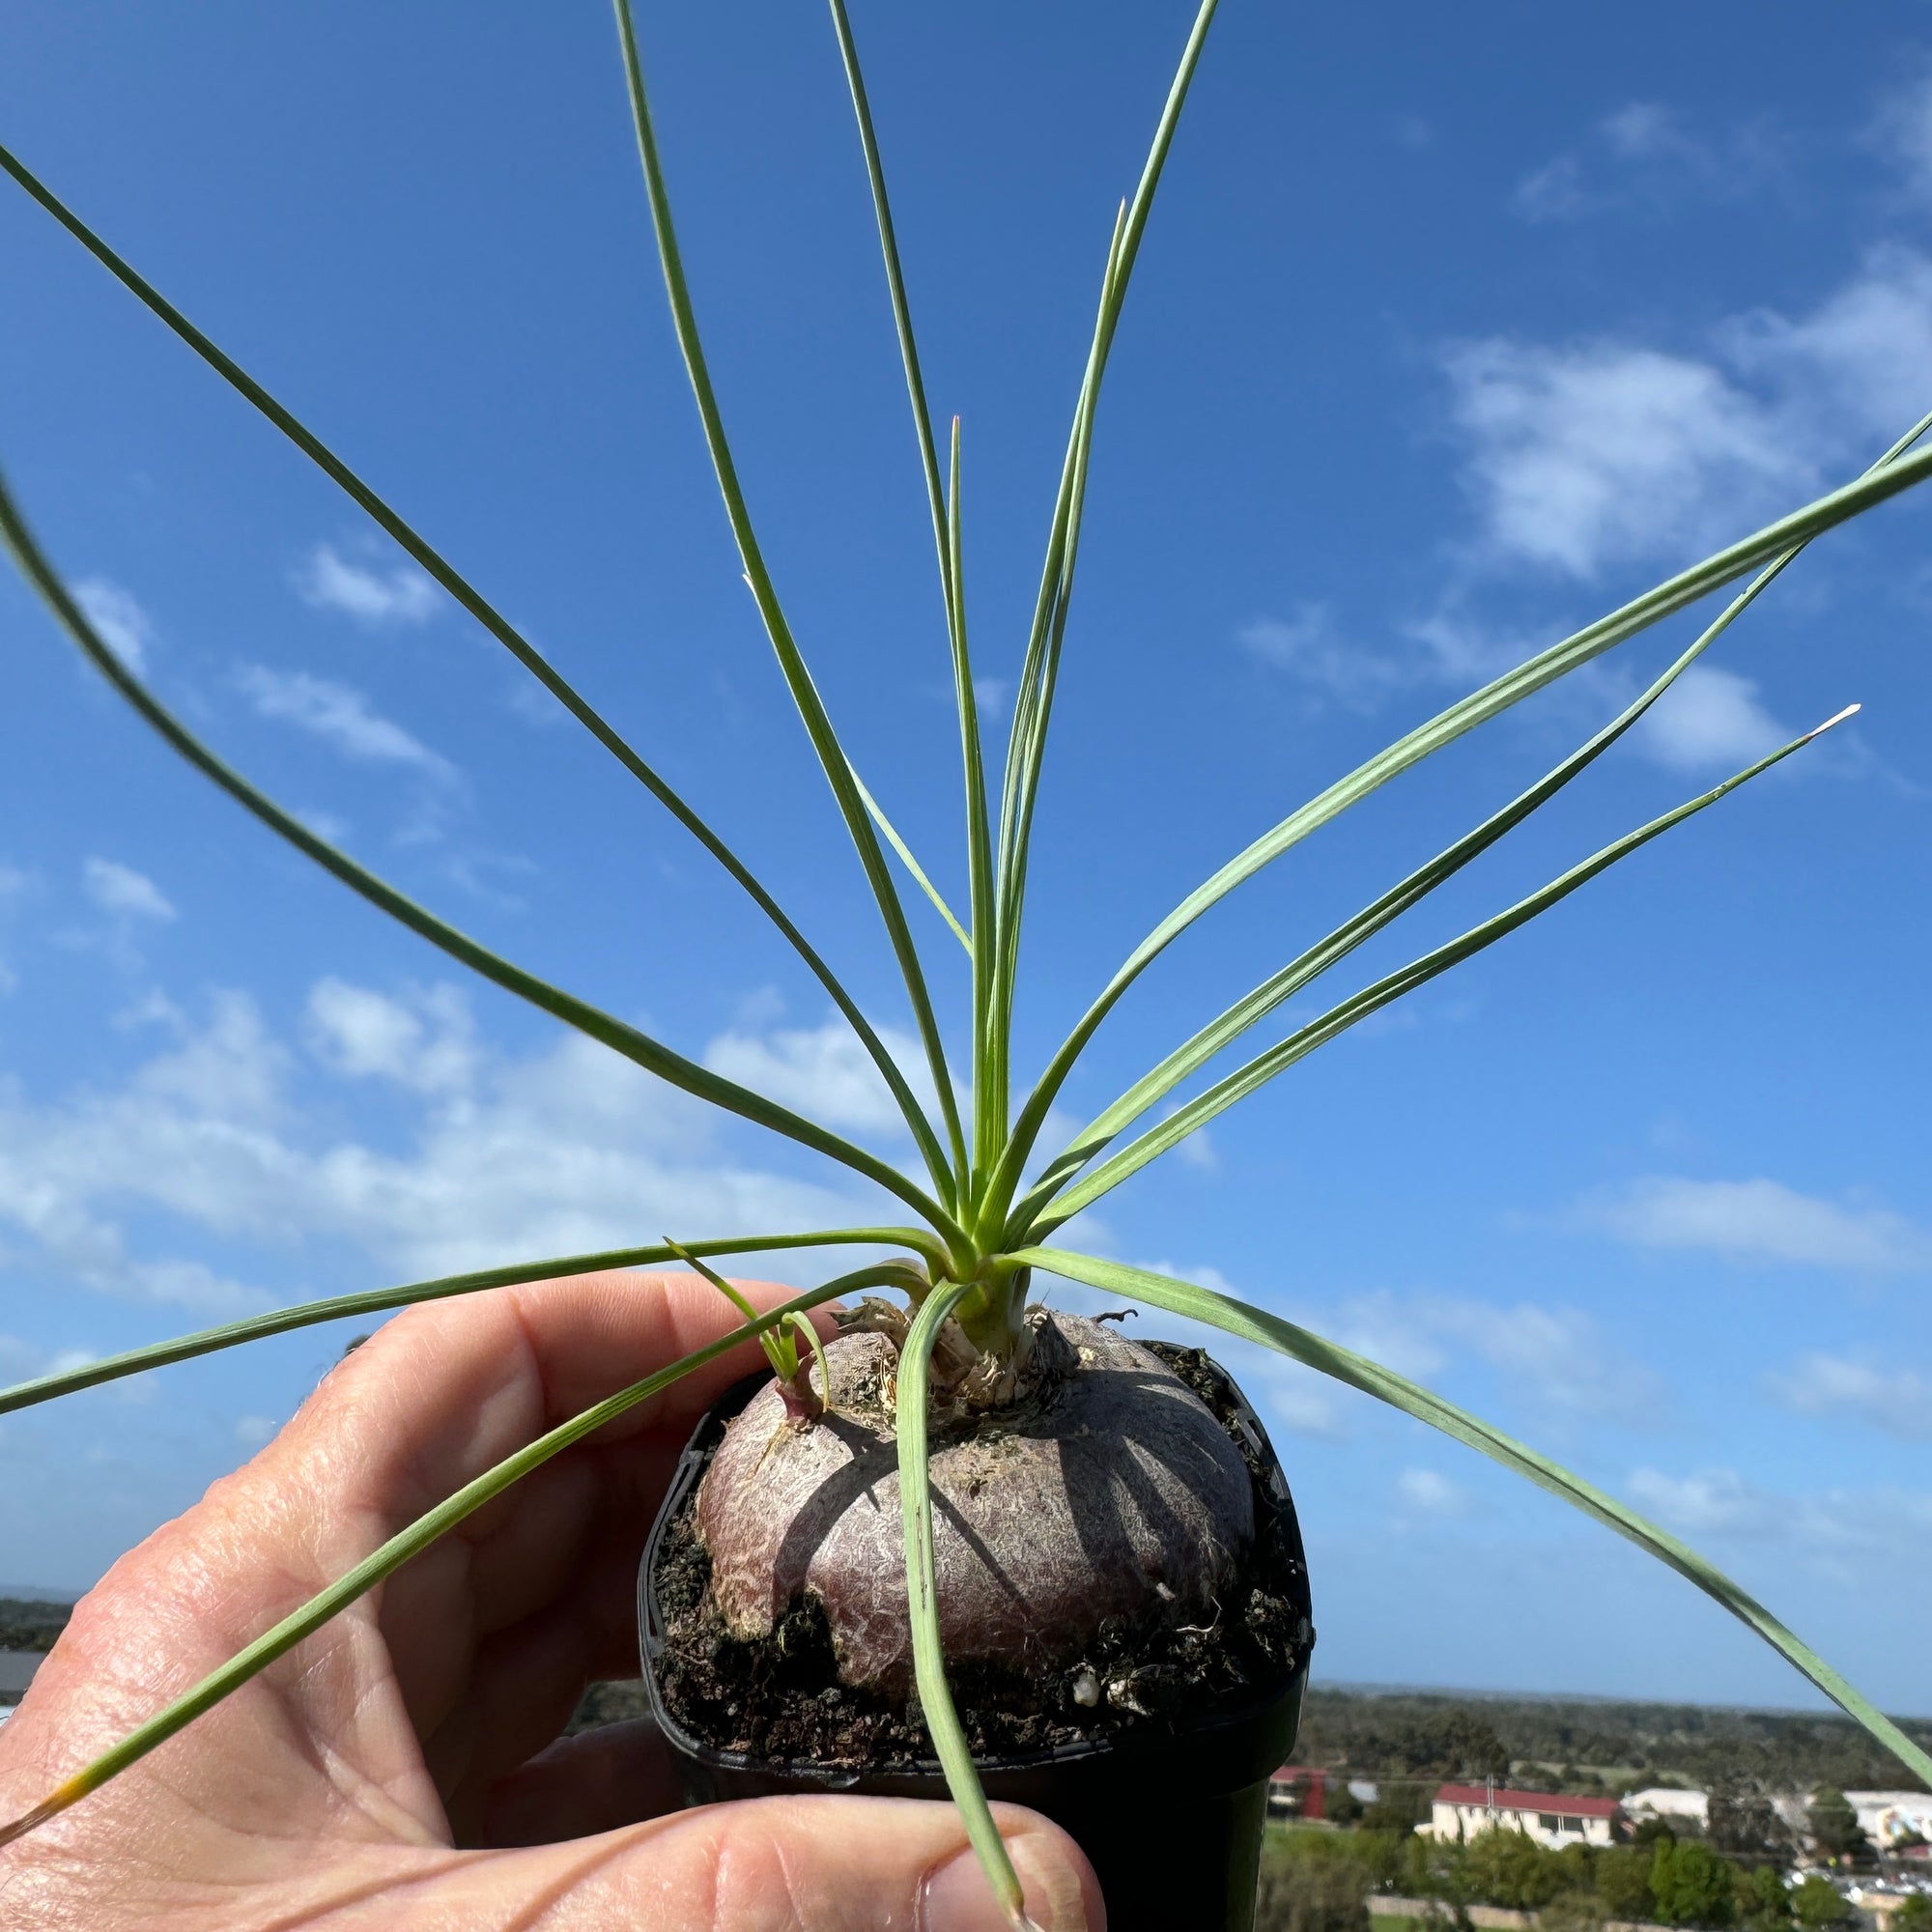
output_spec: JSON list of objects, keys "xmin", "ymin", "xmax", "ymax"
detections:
[
  {"xmin": 895, "ymin": 1281, "xmax": 1036, "ymax": 1930},
  {"xmin": 1017, "ymin": 1248, "xmax": 1932, "ymax": 1789},
  {"xmin": 1020, "ymin": 708, "xmax": 1851, "ymax": 1236},
  {"xmin": 0, "ymin": 1227, "xmax": 943, "ymax": 1418},
  {"xmin": 611, "ymin": 0, "xmax": 972, "ymax": 1199}
]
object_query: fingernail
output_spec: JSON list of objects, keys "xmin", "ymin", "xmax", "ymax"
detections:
[{"xmin": 922, "ymin": 1834, "xmax": 1093, "ymax": 1932}]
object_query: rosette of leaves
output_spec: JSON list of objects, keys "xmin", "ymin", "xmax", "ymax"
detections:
[{"xmin": 4, "ymin": 4, "xmax": 1932, "ymax": 1925}]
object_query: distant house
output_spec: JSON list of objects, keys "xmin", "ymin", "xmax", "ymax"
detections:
[
  {"xmin": 1428, "ymin": 1782, "xmax": 1623, "ymax": 1849},
  {"xmin": 1271, "ymin": 1766, "xmax": 1337, "ymax": 1820},
  {"xmin": 1627, "ymin": 1788, "xmax": 1711, "ymax": 1831},
  {"xmin": 1846, "ymin": 1792, "xmax": 1932, "ymax": 1850}
]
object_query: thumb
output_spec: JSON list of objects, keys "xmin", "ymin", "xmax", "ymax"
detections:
[{"xmin": 459, "ymin": 1791, "xmax": 1104, "ymax": 1929}]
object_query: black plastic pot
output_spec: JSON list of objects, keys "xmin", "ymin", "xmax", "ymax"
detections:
[{"xmin": 638, "ymin": 1345, "xmax": 1314, "ymax": 1932}]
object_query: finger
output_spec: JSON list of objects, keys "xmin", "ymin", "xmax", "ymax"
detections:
[
  {"xmin": 268, "ymin": 1269, "xmax": 801, "ymax": 1729},
  {"xmin": 479, "ymin": 1719, "xmax": 684, "ymax": 1847},
  {"xmin": 450, "ymin": 1795, "xmax": 1103, "ymax": 1931}
]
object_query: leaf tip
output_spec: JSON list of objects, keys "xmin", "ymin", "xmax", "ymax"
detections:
[{"xmin": 1809, "ymin": 700, "xmax": 1861, "ymax": 737}]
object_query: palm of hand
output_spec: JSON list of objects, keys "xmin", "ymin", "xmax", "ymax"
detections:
[{"xmin": 0, "ymin": 1273, "xmax": 1094, "ymax": 1930}]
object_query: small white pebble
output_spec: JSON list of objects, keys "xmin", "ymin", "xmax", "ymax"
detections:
[{"xmin": 1071, "ymin": 1667, "xmax": 1100, "ymax": 1708}]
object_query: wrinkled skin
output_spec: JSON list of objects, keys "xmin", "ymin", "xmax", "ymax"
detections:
[
  {"xmin": 0, "ymin": 1271, "xmax": 1100, "ymax": 1931},
  {"xmin": 698, "ymin": 1311, "xmax": 1254, "ymax": 1691}
]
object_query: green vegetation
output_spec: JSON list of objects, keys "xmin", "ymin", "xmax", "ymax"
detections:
[
  {"xmin": 1259, "ymin": 1822, "xmax": 1822, "ymax": 1932},
  {"xmin": 1805, "ymin": 1793, "xmax": 1870, "ymax": 1864},
  {"xmin": 1788, "ymin": 1879, "xmax": 1853, "ymax": 1931},
  {"xmin": 1293, "ymin": 1689, "xmax": 1932, "ymax": 1799},
  {"xmin": 0, "ymin": 1601, "xmax": 71, "ymax": 1655}
]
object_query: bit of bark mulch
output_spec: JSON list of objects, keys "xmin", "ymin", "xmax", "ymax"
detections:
[{"xmin": 646, "ymin": 1340, "xmax": 1313, "ymax": 1769}]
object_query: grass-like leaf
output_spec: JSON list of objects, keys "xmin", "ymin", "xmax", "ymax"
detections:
[
  {"xmin": 896, "ymin": 1278, "xmax": 1037, "ymax": 1932},
  {"xmin": 995, "ymin": 0, "xmax": 1222, "ymax": 943},
  {"xmin": 0, "ymin": 142, "xmax": 953, "ymax": 1197},
  {"xmin": 847, "ymin": 757, "xmax": 971, "ymax": 952},
  {"xmin": 1017, "ymin": 706, "xmax": 1854, "ymax": 1236},
  {"xmin": 0, "ymin": 1227, "xmax": 941, "ymax": 1418},
  {"xmin": 611, "ymin": 0, "xmax": 972, "ymax": 1195},
  {"xmin": 0, "ymin": 464, "xmax": 970, "ymax": 1250},
  {"xmin": 1014, "ymin": 1247, "xmax": 1932, "ymax": 1789},
  {"xmin": 982, "ymin": 437, "xmax": 1932, "ymax": 1231},
  {"xmin": 823, "ymin": 5, "xmax": 999, "ymax": 1171},
  {"xmin": 0, "ymin": 1262, "xmax": 928, "ymax": 1851}
]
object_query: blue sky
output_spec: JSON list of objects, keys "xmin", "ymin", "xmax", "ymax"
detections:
[{"xmin": 3, "ymin": 2, "xmax": 1932, "ymax": 1719}]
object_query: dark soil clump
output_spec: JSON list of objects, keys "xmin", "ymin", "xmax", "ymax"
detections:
[{"xmin": 652, "ymin": 1339, "xmax": 1312, "ymax": 1768}]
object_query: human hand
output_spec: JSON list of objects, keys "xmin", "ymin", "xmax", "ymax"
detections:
[{"xmin": 0, "ymin": 1269, "xmax": 1100, "ymax": 1929}]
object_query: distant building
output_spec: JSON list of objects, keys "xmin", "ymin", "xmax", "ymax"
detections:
[
  {"xmin": 1627, "ymin": 1788, "xmax": 1711, "ymax": 1831},
  {"xmin": 1846, "ymin": 1793, "xmax": 1932, "ymax": 1850},
  {"xmin": 1429, "ymin": 1782, "xmax": 1624, "ymax": 1849},
  {"xmin": 1271, "ymin": 1766, "xmax": 1335, "ymax": 1820}
]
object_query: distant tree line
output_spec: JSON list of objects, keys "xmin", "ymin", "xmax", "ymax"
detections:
[
  {"xmin": 1255, "ymin": 1822, "xmax": 1891, "ymax": 1932},
  {"xmin": 1293, "ymin": 1690, "xmax": 1932, "ymax": 1799},
  {"xmin": 0, "ymin": 1600, "xmax": 71, "ymax": 1654}
]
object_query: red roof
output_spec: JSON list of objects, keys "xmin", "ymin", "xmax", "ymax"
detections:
[{"xmin": 1435, "ymin": 1784, "xmax": 1621, "ymax": 1819}]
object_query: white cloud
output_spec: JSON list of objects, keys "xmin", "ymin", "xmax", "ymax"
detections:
[
  {"xmin": 1427, "ymin": 1296, "xmax": 1665, "ymax": 1425},
  {"xmin": 81, "ymin": 858, "xmax": 176, "ymax": 924},
  {"xmin": 294, "ymin": 545, "xmax": 439, "ymax": 626},
  {"xmin": 1442, "ymin": 249, "xmax": 1932, "ymax": 581},
  {"xmin": 1238, "ymin": 605, "xmax": 1413, "ymax": 711},
  {"xmin": 1634, "ymin": 665, "xmax": 1789, "ymax": 773},
  {"xmin": 0, "ymin": 982, "xmax": 881, "ymax": 1316},
  {"xmin": 1767, "ymin": 1352, "xmax": 1932, "ymax": 1441},
  {"xmin": 236, "ymin": 667, "xmax": 455, "ymax": 781},
  {"xmin": 702, "ymin": 1017, "xmax": 932, "ymax": 1138},
  {"xmin": 304, "ymin": 979, "xmax": 474, "ymax": 1095},
  {"xmin": 1442, "ymin": 338, "xmax": 1804, "ymax": 578},
  {"xmin": 1055, "ymin": 1259, "xmax": 1658, "ymax": 1444},
  {"xmin": 973, "ymin": 677, "xmax": 1009, "ymax": 719},
  {"xmin": 73, "ymin": 580, "xmax": 155, "ymax": 675},
  {"xmin": 1577, "ymin": 1176, "xmax": 1931, "ymax": 1272},
  {"xmin": 1626, "ymin": 1466, "xmax": 1932, "ymax": 1567},
  {"xmin": 1397, "ymin": 1467, "xmax": 1474, "ymax": 1517},
  {"xmin": 234, "ymin": 1415, "xmax": 279, "ymax": 1448}
]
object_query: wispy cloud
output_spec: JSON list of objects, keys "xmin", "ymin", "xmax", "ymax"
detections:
[
  {"xmin": 235, "ymin": 667, "xmax": 456, "ymax": 781},
  {"xmin": 1397, "ymin": 1467, "xmax": 1476, "ymax": 1518},
  {"xmin": 0, "ymin": 980, "xmax": 879, "ymax": 1314},
  {"xmin": 1576, "ymin": 1176, "xmax": 1932, "ymax": 1272},
  {"xmin": 294, "ymin": 544, "xmax": 440, "ymax": 626},
  {"xmin": 1870, "ymin": 63, "xmax": 1932, "ymax": 205},
  {"xmin": 1627, "ymin": 1464, "xmax": 1932, "ymax": 1561},
  {"xmin": 1634, "ymin": 665, "xmax": 1791, "ymax": 774},
  {"xmin": 1515, "ymin": 101, "xmax": 1783, "ymax": 225},
  {"xmin": 73, "ymin": 580, "xmax": 155, "ymax": 675},
  {"xmin": 1767, "ymin": 1352, "xmax": 1932, "ymax": 1441},
  {"xmin": 1238, "ymin": 605, "xmax": 1414, "ymax": 712},
  {"xmin": 702, "ymin": 1017, "xmax": 933, "ymax": 1137},
  {"xmin": 81, "ymin": 858, "xmax": 176, "ymax": 924},
  {"xmin": 1441, "ymin": 338, "xmax": 1804, "ymax": 579}
]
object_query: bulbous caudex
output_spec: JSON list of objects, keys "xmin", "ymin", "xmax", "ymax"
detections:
[{"xmin": 695, "ymin": 1306, "xmax": 1255, "ymax": 1693}]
